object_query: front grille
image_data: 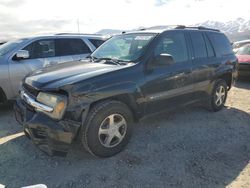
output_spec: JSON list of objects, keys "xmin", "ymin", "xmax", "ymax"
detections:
[{"xmin": 23, "ymin": 83, "xmax": 39, "ymax": 97}]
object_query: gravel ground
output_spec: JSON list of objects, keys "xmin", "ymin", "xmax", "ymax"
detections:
[{"xmin": 0, "ymin": 81, "xmax": 250, "ymax": 188}]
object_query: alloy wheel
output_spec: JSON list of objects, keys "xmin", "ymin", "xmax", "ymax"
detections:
[
  {"xmin": 98, "ymin": 114, "xmax": 127, "ymax": 148},
  {"xmin": 215, "ymin": 85, "xmax": 226, "ymax": 106}
]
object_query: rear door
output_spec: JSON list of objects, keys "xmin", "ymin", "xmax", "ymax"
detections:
[
  {"xmin": 188, "ymin": 31, "xmax": 218, "ymax": 97},
  {"xmin": 55, "ymin": 38, "xmax": 92, "ymax": 63},
  {"xmin": 143, "ymin": 31, "xmax": 194, "ymax": 114}
]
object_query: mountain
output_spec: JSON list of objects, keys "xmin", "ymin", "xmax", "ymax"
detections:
[
  {"xmin": 195, "ymin": 18, "xmax": 250, "ymax": 34},
  {"xmin": 194, "ymin": 18, "xmax": 250, "ymax": 41},
  {"xmin": 96, "ymin": 29, "xmax": 123, "ymax": 35},
  {"xmin": 96, "ymin": 18, "xmax": 250, "ymax": 42},
  {"xmin": 1, "ymin": 18, "xmax": 249, "ymax": 43}
]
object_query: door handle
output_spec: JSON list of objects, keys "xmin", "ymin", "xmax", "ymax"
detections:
[
  {"xmin": 45, "ymin": 61, "xmax": 58, "ymax": 67},
  {"xmin": 48, "ymin": 61, "xmax": 58, "ymax": 66},
  {"xmin": 185, "ymin": 70, "xmax": 192, "ymax": 74},
  {"xmin": 171, "ymin": 70, "xmax": 191, "ymax": 78}
]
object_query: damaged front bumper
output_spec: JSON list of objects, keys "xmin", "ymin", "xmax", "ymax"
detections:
[{"xmin": 14, "ymin": 99, "xmax": 81, "ymax": 156}]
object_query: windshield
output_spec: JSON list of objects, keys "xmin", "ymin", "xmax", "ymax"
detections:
[
  {"xmin": 0, "ymin": 39, "xmax": 28, "ymax": 56},
  {"xmin": 91, "ymin": 33, "xmax": 157, "ymax": 62},
  {"xmin": 237, "ymin": 45, "xmax": 250, "ymax": 55}
]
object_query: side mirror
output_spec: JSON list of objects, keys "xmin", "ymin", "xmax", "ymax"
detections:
[
  {"xmin": 14, "ymin": 50, "xmax": 30, "ymax": 60},
  {"xmin": 154, "ymin": 53, "xmax": 174, "ymax": 66},
  {"xmin": 147, "ymin": 53, "xmax": 174, "ymax": 71}
]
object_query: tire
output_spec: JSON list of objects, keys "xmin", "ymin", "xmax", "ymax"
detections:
[
  {"xmin": 208, "ymin": 79, "xmax": 228, "ymax": 112},
  {"xmin": 81, "ymin": 100, "xmax": 133, "ymax": 157}
]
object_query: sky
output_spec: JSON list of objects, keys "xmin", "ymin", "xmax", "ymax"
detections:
[{"xmin": 0, "ymin": 0, "xmax": 250, "ymax": 40}]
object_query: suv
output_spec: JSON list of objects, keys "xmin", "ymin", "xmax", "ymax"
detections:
[
  {"xmin": 0, "ymin": 34, "xmax": 108, "ymax": 102},
  {"xmin": 14, "ymin": 26, "xmax": 237, "ymax": 157}
]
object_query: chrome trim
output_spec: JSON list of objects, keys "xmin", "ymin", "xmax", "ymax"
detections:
[{"xmin": 20, "ymin": 91, "xmax": 53, "ymax": 113}]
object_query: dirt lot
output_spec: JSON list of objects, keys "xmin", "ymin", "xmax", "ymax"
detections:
[{"xmin": 0, "ymin": 81, "xmax": 250, "ymax": 188}]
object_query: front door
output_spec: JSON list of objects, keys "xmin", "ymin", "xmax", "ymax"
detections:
[
  {"xmin": 9, "ymin": 39, "xmax": 59, "ymax": 97},
  {"xmin": 142, "ymin": 31, "xmax": 194, "ymax": 114}
]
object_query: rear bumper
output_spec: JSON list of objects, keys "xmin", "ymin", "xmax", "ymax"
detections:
[{"xmin": 14, "ymin": 99, "xmax": 81, "ymax": 156}]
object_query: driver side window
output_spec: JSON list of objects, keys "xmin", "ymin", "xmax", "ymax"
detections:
[
  {"xmin": 23, "ymin": 39, "xmax": 55, "ymax": 59},
  {"xmin": 155, "ymin": 33, "xmax": 188, "ymax": 63}
]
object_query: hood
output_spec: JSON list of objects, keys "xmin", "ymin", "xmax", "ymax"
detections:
[
  {"xmin": 25, "ymin": 60, "xmax": 129, "ymax": 90},
  {"xmin": 237, "ymin": 55, "xmax": 250, "ymax": 63}
]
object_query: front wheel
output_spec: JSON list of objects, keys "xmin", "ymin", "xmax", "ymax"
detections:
[
  {"xmin": 209, "ymin": 79, "xmax": 228, "ymax": 112},
  {"xmin": 81, "ymin": 100, "xmax": 133, "ymax": 157}
]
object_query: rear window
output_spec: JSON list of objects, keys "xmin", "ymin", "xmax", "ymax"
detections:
[
  {"xmin": 89, "ymin": 39, "xmax": 106, "ymax": 48},
  {"xmin": 204, "ymin": 34, "xmax": 215, "ymax": 57},
  {"xmin": 207, "ymin": 33, "xmax": 233, "ymax": 56},
  {"xmin": 56, "ymin": 39, "xmax": 91, "ymax": 56}
]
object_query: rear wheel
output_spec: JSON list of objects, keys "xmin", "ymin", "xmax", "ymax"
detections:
[
  {"xmin": 209, "ymin": 79, "xmax": 228, "ymax": 112},
  {"xmin": 81, "ymin": 100, "xmax": 133, "ymax": 157}
]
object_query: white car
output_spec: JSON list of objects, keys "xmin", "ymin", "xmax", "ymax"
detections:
[
  {"xmin": 0, "ymin": 34, "xmax": 109, "ymax": 102},
  {"xmin": 232, "ymin": 39, "xmax": 250, "ymax": 53}
]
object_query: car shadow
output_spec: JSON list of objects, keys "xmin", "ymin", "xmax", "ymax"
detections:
[
  {"xmin": 135, "ymin": 106, "xmax": 250, "ymax": 188},
  {"xmin": 0, "ymin": 105, "xmax": 249, "ymax": 188},
  {"xmin": 235, "ymin": 79, "xmax": 250, "ymax": 89},
  {"xmin": 0, "ymin": 102, "xmax": 13, "ymax": 113},
  {"xmin": 0, "ymin": 102, "xmax": 21, "ymax": 137}
]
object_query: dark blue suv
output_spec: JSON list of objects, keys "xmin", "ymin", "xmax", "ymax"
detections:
[{"xmin": 14, "ymin": 26, "xmax": 238, "ymax": 157}]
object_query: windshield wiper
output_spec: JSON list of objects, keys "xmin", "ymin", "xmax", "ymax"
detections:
[
  {"xmin": 85, "ymin": 55, "xmax": 98, "ymax": 62},
  {"xmin": 87, "ymin": 56, "xmax": 131, "ymax": 65},
  {"xmin": 95, "ymin": 57, "xmax": 126, "ymax": 65}
]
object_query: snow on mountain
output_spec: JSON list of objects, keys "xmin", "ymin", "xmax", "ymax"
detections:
[
  {"xmin": 195, "ymin": 18, "xmax": 250, "ymax": 34},
  {"xmin": 96, "ymin": 18, "xmax": 250, "ymax": 38}
]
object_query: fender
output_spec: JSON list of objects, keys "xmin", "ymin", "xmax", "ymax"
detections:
[
  {"xmin": 212, "ymin": 59, "xmax": 236, "ymax": 89},
  {"xmin": 65, "ymin": 81, "xmax": 145, "ymax": 122},
  {"xmin": 91, "ymin": 81, "xmax": 145, "ymax": 117}
]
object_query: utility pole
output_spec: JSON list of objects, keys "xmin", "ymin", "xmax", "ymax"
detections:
[{"xmin": 77, "ymin": 18, "xmax": 80, "ymax": 33}]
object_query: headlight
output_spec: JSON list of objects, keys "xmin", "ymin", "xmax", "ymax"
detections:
[{"xmin": 37, "ymin": 92, "xmax": 67, "ymax": 119}]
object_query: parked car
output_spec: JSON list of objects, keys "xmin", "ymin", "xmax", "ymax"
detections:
[
  {"xmin": 14, "ymin": 26, "xmax": 237, "ymax": 157},
  {"xmin": 236, "ymin": 44, "xmax": 250, "ymax": 77},
  {"xmin": 0, "ymin": 34, "xmax": 108, "ymax": 103},
  {"xmin": 233, "ymin": 39, "xmax": 250, "ymax": 53}
]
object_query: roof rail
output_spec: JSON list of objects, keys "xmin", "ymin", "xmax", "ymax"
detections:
[
  {"xmin": 175, "ymin": 25, "xmax": 220, "ymax": 32},
  {"xmin": 55, "ymin": 33, "xmax": 103, "ymax": 36}
]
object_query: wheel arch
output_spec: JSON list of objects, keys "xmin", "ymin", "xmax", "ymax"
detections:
[
  {"xmin": 216, "ymin": 72, "xmax": 233, "ymax": 90},
  {"xmin": 88, "ymin": 93, "xmax": 141, "ymax": 122}
]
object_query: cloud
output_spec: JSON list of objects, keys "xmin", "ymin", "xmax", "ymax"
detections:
[
  {"xmin": 155, "ymin": 0, "xmax": 172, "ymax": 6},
  {"xmin": 0, "ymin": 0, "xmax": 26, "ymax": 8},
  {"xmin": 0, "ymin": 0, "xmax": 249, "ymax": 41},
  {"xmin": 0, "ymin": 11, "xmax": 71, "ymax": 41},
  {"xmin": 124, "ymin": 0, "xmax": 132, "ymax": 3}
]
